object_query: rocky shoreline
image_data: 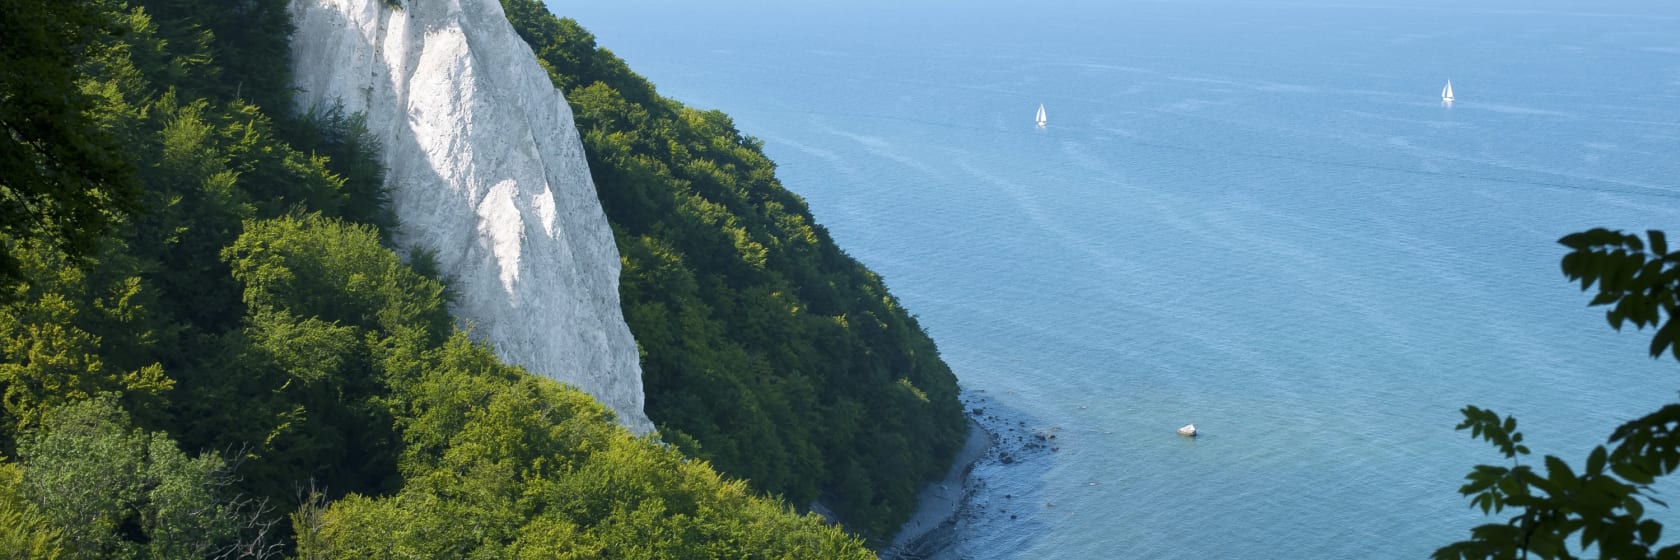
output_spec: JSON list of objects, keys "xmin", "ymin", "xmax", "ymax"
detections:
[
  {"xmin": 881, "ymin": 415, "xmax": 994, "ymax": 558},
  {"xmin": 882, "ymin": 390, "xmax": 1063, "ymax": 559}
]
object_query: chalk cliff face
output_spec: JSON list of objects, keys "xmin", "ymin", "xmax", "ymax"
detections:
[{"xmin": 288, "ymin": 0, "xmax": 653, "ymax": 433}]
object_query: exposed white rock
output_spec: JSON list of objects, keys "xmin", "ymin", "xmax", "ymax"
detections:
[
  {"xmin": 1177, "ymin": 424, "xmax": 1197, "ymax": 437},
  {"xmin": 288, "ymin": 0, "xmax": 653, "ymax": 433}
]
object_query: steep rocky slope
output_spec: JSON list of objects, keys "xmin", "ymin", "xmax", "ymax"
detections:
[{"xmin": 288, "ymin": 0, "xmax": 652, "ymax": 433}]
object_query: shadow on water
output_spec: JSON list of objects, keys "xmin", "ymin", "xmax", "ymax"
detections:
[{"xmin": 886, "ymin": 389, "xmax": 1059, "ymax": 560}]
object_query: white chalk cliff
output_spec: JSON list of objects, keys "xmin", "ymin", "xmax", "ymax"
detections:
[{"xmin": 288, "ymin": 0, "xmax": 654, "ymax": 433}]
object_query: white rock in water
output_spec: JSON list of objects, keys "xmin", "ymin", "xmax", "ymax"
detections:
[
  {"xmin": 289, "ymin": 0, "xmax": 653, "ymax": 433},
  {"xmin": 1177, "ymin": 424, "xmax": 1197, "ymax": 437}
]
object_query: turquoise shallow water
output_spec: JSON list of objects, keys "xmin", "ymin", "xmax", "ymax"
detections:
[{"xmin": 551, "ymin": 0, "xmax": 1680, "ymax": 556}]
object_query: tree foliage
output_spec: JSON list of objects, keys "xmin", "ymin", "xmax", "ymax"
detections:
[
  {"xmin": 1438, "ymin": 229, "xmax": 1680, "ymax": 559},
  {"xmin": 0, "ymin": 0, "xmax": 140, "ymax": 285},
  {"xmin": 0, "ymin": 461, "xmax": 66, "ymax": 560},
  {"xmin": 8, "ymin": 396, "xmax": 265, "ymax": 559},
  {"xmin": 1, "ymin": 0, "xmax": 883, "ymax": 555},
  {"xmin": 292, "ymin": 332, "xmax": 869, "ymax": 559},
  {"xmin": 499, "ymin": 0, "xmax": 968, "ymax": 537},
  {"xmin": 249, "ymin": 216, "xmax": 870, "ymax": 559}
]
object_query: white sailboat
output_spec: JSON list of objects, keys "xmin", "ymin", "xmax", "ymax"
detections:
[
  {"xmin": 1441, "ymin": 80, "xmax": 1455, "ymax": 103},
  {"xmin": 1035, "ymin": 103, "xmax": 1048, "ymax": 127}
]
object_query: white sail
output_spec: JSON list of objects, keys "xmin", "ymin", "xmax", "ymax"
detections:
[
  {"xmin": 1035, "ymin": 103, "xmax": 1048, "ymax": 127},
  {"xmin": 1442, "ymin": 80, "xmax": 1454, "ymax": 102}
]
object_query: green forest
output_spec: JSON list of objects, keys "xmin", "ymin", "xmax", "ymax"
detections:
[
  {"xmin": 1, "ymin": 0, "xmax": 962, "ymax": 556},
  {"xmin": 498, "ymin": 0, "xmax": 967, "ymax": 538}
]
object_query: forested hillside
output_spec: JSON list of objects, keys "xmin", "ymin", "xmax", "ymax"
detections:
[
  {"xmin": 501, "ymin": 0, "xmax": 969, "ymax": 538},
  {"xmin": 0, "ymin": 0, "xmax": 870, "ymax": 556}
]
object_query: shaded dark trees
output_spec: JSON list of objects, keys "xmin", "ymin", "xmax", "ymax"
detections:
[{"xmin": 500, "ymin": 0, "xmax": 969, "ymax": 538}]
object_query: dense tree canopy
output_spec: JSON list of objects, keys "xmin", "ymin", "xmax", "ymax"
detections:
[
  {"xmin": 3, "ymin": 396, "xmax": 270, "ymax": 559},
  {"xmin": 500, "ymin": 0, "xmax": 969, "ymax": 538},
  {"xmin": 0, "ymin": 0, "xmax": 139, "ymax": 285},
  {"xmin": 1, "ymin": 0, "xmax": 881, "ymax": 556},
  {"xmin": 1437, "ymin": 228, "xmax": 1680, "ymax": 559}
]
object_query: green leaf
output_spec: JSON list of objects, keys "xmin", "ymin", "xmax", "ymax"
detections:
[
  {"xmin": 1625, "ymin": 230, "xmax": 1648, "ymax": 251},
  {"xmin": 1650, "ymin": 230, "xmax": 1668, "ymax": 256},
  {"xmin": 1587, "ymin": 446, "xmax": 1607, "ymax": 476},
  {"xmin": 1496, "ymin": 474, "xmax": 1521, "ymax": 499},
  {"xmin": 1560, "ymin": 232, "xmax": 1592, "ymax": 250},
  {"xmin": 1650, "ymin": 319, "xmax": 1678, "ymax": 360},
  {"xmin": 1617, "ymin": 254, "xmax": 1643, "ymax": 290},
  {"xmin": 1612, "ymin": 462, "xmax": 1656, "ymax": 485},
  {"xmin": 1641, "ymin": 260, "xmax": 1667, "ymax": 287},
  {"xmin": 1563, "ymin": 251, "xmax": 1584, "ymax": 279},
  {"xmin": 1604, "ymin": 250, "xmax": 1628, "ymax": 291}
]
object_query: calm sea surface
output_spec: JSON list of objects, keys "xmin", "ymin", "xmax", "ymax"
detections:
[{"xmin": 550, "ymin": 0, "xmax": 1680, "ymax": 556}]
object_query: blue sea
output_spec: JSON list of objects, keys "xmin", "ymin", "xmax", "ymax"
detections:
[{"xmin": 550, "ymin": 0, "xmax": 1680, "ymax": 556}]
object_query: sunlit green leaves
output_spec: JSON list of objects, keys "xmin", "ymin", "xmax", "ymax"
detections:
[{"xmin": 295, "ymin": 332, "xmax": 874, "ymax": 559}]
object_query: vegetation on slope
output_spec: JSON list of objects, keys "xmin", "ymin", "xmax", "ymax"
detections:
[
  {"xmin": 0, "ymin": 0, "xmax": 139, "ymax": 286},
  {"xmin": 0, "ymin": 0, "xmax": 871, "ymax": 556},
  {"xmin": 500, "ymin": 0, "xmax": 969, "ymax": 537}
]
